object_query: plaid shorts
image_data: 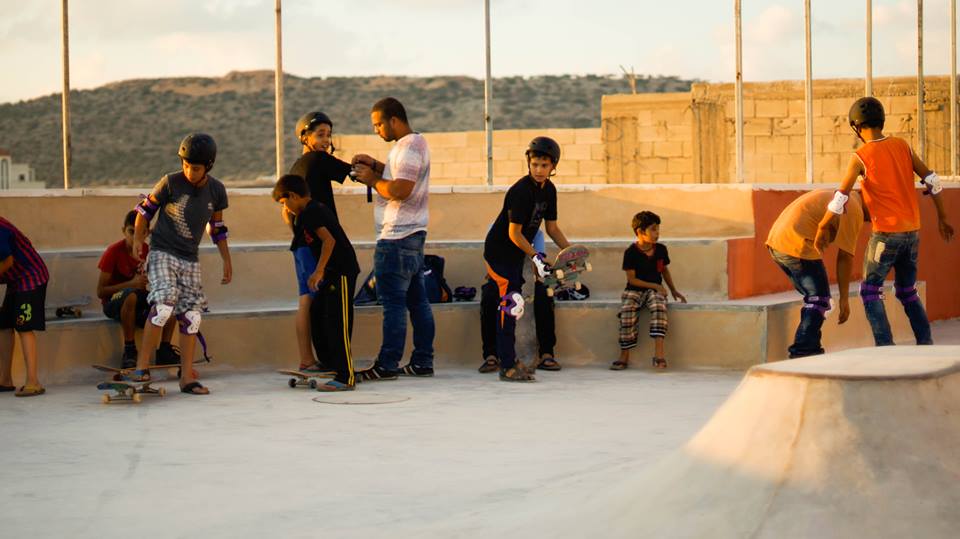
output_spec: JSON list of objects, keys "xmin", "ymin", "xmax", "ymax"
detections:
[
  {"xmin": 618, "ymin": 288, "xmax": 668, "ymax": 349},
  {"xmin": 146, "ymin": 250, "xmax": 206, "ymax": 314}
]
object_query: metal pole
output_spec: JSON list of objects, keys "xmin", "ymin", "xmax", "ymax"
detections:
[
  {"xmin": 735, "ymin": 0, "xmax": 744, "ymax": 183},
  {"xmin": 951, "ymin": 0, "xmax": 957, "ymax": 175},
  {"xmin": 804, "ymin": 0, "xmax": 814, "ymax": 184},
  {"xmin": 60, "ymin": 0, "xmax": 71, "ymax": 190},
  {"xmin": 866, "ymin": 0, "xmax": 873, "ymax": 96},
  {"xmin": 274, "ymin": 0, "xmax": 284, "ymax": 179},
  {"xmin": 483, "ymin": 0, "xmax": 493, "ymax": 186},
  {"xmin": 918, "ymin": 0, "xmax": 926, "ymax": 161}
]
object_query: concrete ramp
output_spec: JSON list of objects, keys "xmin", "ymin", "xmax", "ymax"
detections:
[{"xmin": 547, "ymin": 346, "xmax": 960, "ymax": 538}]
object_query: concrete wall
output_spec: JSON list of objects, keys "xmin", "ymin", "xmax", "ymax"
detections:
[
  {"xmin": 333, "ymin": 128, "xmax": 605, "ymax": 185},
  {"xmin": 602, "ymin": 76, "xmax": 960, "ymax": 183},
  {"xmin": 0, "ymin": 185, "xmax": 755, "ymax": 248}
]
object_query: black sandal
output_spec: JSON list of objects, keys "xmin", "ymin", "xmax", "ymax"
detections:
[
  {"xmin": 610, "ymin": 360, "xmax": 628, "ymax": 371},
  {"xmin": 536, "ymin": 355, "xmax": 562, "ymax": 371},
  {"xmin": 180, "ymin": 381, "xmax": 210, "ymax": 395},
  {"xmin": 478, "ymin": 356, "xmax": 500, "ymax": 373}
]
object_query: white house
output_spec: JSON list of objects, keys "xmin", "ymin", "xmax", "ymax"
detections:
[{"xmin": 0, "ymin": 149, "xmax": 44, "ymax": 190}]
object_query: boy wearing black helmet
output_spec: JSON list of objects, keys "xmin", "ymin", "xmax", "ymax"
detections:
[
  {"xmin": 286, "ymin": 112, "xmax": 353, "ymax": 372},
  {"xmin": 815, "ymin": 97, "xmax": 953, "ymax": 346},
  {"xmin": 481, "ymin": 136, "xmax": 571, "ymax": 382},
  {"xmin": 131, "ymin": 133, "xmax": 232, "ymax": 394}
]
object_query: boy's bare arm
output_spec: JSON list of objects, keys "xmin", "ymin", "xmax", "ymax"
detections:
[
  {"xmin": 0, "ymin": 255, "xmax": 12, "ymax": 277},
  {"xmin": 508, "ymin": 222, "xmax": 537, "ymax": 257},
  {"xmin": 912, "ymin": 149, "xmax": 955, "ymax": 241},
  {"xmin": 132, "ymin": 207, "xmax": 152, "ymax": 262},
  {"xmin": 835, "ymin": 250, "xmax": 853, "ymax": 324},
  {"xmin": 815, "ymin": 156, "xmax": 864, "ymax": 253},
  {"xmin": 544, "ymin": 220, "xmax": 570, "ymax": 250},
  {"xmin": 909, "ymin": 148, "xmax": 934, "ymax": 179},
  {"xmin": 97, "ymin": 271, "xmax": 145, "ymax": 300},
  {"xmin": 212, "ymin": 211, "xmax": 232, "ymax": 284},
  {"xmin": 662, "ymin": 267, "xmax": 687, "ymax": 303}
]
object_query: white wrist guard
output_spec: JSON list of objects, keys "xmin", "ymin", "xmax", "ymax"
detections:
[
  {"xmin": 922, "ymin": 172, "xmax": 943, "ymax": 195},
  {"xmin": 827, "ymin": 191, "xmax": 849, "ymax": 215}
]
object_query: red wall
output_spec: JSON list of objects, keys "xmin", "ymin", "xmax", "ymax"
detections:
[{"xmin": 728, "ymin": 187, "xmax": 960, "ymax": 321}]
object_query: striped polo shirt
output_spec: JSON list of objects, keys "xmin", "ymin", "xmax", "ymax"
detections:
[{"xmin": 0, "ymin": 217, "xmax": 49, "ymax": 291}]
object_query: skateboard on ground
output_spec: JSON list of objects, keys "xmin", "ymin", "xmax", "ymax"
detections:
[
  {"xmin": 541, "ymin": 244, "xmax": 592, "ymax": 297},
  {"xmin": 91, "ymin": 364, "xmax": 176, "ymax": 404},
  {"xmin": 277, "ymin": 369, "xmax": 336, "ymax": 389}
]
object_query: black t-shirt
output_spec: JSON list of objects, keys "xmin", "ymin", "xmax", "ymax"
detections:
[
  {"xmin": 297, "ymin": 200, "xmax": 360, "ymax": 278},
  {"xmin": 484, "ymin": 176, "xmax": 558, "ymax": 266},
  {"xmin": 149, "ymin": 172, "xmax": 229, "ymax": 262},
  {"xmin": 288, "ymin": 151, "xmax": 352, "ymax": 250},
  {"xmin": 622, "ymin": 243, "xmax": 670, "ymax": 290}
]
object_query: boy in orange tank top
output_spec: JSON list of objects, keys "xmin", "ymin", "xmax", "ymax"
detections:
[{"xmin": 815, "ymin": 97, "xmax": 953, "ymax": 346}]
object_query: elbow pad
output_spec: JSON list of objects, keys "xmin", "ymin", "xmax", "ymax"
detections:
[
  {"xmin": 135, "ymin": 196, "xmax": 159, "ymax": 221},
  {"xmin": 208, "ymin": 220, "xmax": 228, "ymax": 243},
  {"xmin": 921, "ymin": 172, "xmax": 943, "ymax": 196},
  {"xmin": 826, "ymin": 191, "xmax": 849, "ymax": 215}
]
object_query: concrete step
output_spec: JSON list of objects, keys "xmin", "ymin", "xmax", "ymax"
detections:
[
  {"xmin": 11, "ymin": 282, "xmax": 923, "ymax": 385},
  {"xmin": 38, "ymin": 238, "xmax": 736, "ymax": 315}
]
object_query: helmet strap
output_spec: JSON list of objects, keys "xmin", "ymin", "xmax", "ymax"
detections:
[{"xmin": 851, "ymin": 124, "xmax": 865, "ymax": 143}]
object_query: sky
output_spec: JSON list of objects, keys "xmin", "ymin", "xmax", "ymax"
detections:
[{"xmin": 1, "ymin": 0, "xmax": 959, "ymax": 104}]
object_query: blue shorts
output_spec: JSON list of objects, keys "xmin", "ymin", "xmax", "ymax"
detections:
[{"xmin": 293, "ymin": 246, "xmax": 319, "ymax": 297}]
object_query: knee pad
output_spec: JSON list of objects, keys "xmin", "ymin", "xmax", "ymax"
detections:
[
  {"xmin": 177, "ymin": 310, "xmax": 202, "ymax": 335},
  {"xmin": 895, "ymin": 285, "xmax": 920, "ymax": 304},
  {"xmin": 149, "ymin": 303, "xmax": 174, "ymax": 327},
  {"xmin": 499, "ymin": 292, "xmax": 525, "ymax": 320},
  {"xmin": 802, "ymin": 294, "xmax": 833, "ymax": 317},
  {"xmin": 860, "ymin": 283, "xmax": 885, "ymax": 303}
]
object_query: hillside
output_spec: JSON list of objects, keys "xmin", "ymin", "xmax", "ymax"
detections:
[{"xmin": 0, "ymin": 71, "xmax": 693, "ymax": 186}]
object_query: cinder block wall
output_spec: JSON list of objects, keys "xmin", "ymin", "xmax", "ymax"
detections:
[{"xmin": 332, "ymin": 128, "xmax": 605, "ymax": 185}]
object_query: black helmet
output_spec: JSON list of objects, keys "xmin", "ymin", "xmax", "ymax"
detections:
[
  {"xmin": 295, "ymin": 111, "xmax": 333, "ymax": 141},
  {"xmin": 526, "ymin": 136, "xmax": 561, "ymax": 164},
  {"xmin": 849, "ymin": 97, "xmax": 885, "ymax": 129},
  {"xmin": 178, "ymin": 133, "xmax": 217, "ymax": 169}
]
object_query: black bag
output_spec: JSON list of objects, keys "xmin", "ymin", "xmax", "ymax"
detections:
[
  {"xmin": 354, "ymin": 270, "xmax": 379, "ymax": 305},
  {"xmin": 423, "ymin": 254, "xmax": 453, "ymax": 303}
]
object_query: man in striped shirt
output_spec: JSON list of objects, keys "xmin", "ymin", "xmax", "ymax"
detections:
[{"xmin": 0, "ymin": 217, "xmax": 49, "ymax": 397}]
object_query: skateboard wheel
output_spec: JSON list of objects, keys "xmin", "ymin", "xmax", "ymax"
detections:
[
  {"xmin": 132, "ymin": 393, "xmax": 142, "ymax": 404},
  {"xmin": 585, "ymin": 262, "xmax": 592, "ymax": 272},
  {"xmin": 575, "ymin": 281, "xmax": 582, "ymax": 290},
  {"xmin": 288, "ymin": 378, "xmax": 297, "ymax": 388},
  {"xmin": 101, "ymin": 394, "xmax": 111, "ymax": 404},
  {"xmin": 158, "ymin": 387, "xmax": 167, "ymax": 398},
  {"xmin": 309, "ymin": 379, "xmax": 318, "ymax": 390},
  {"xmin": 546, "ymin": 287, "xmax": 555, "ymax": 297},
  {"xmin": 554, "ymin": 269, "xmax": 564, "ymax": 280}
]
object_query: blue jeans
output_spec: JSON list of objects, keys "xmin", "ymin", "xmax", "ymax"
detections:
[
  {"xmin": 373, "ymin": 231, "xmax": 435, "ymax": 371},
  {"xmin": 862, "ymin": 231, "xmax": 931, "ymax": 346},
  {"xmin": 769, "ymin": 248, "xmax": 830, "ymax": 358}
]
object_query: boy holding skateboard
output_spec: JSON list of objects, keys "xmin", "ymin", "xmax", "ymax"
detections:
[
  {"xmin": 815, "ymin": 97, "xmax": 953, "ymax": 346},
  {"xmin": 131, "ymin": 133, "xmax": 232, "ymax": 395},
  {"xmin": 481, "ymin": 136, "xmax": 571, "ymax": 382},
  {"xmin": 273, "ymin": 174, "xmax": 360, "ymax": 391},
  {"xmin": 611, "ymin": 211, "xmax": 686, "ymax": 371},
  {"xmin": 97, "ymin": 210, "xmax": 178, "ymax": 369},
  {"xmin": 0, "ymin": 217, "xmax": 48, "ymax": 396}
]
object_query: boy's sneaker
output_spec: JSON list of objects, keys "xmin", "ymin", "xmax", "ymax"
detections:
[
  {"xmin": 399, "ymin": 363, "xmax": 434, "ymax": 377},
  {"xmin": 155, "ymin": 342, "xmax": 181, "ymax": 366},
  {"xmin": 121, "ymin": 347, "xmax": 138, "ymax": 370},
  {"xmin": 356, "ymin": 365, "xmax": 399, "ymax": 382}
]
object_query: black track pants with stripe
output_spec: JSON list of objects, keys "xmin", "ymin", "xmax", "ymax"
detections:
[{"xmin": 310, "ymin": 273, "xmax": 357, "ymax": 385}]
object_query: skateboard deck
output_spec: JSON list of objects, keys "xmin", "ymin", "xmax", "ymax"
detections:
[
  {"xmin": 541, "ymin": 244, "xmax": 591, "ymax": 297},
  {"xmin": 96, "ymin": 380, "xmax": 166, "ymax": 404},
  {"xmin": 277, "ymin": 369, "xmax": 336, "ymax": 389}
]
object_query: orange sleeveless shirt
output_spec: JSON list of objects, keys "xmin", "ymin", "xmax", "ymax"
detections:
[{"xmin": 854, "ymin": 137, "xmax": 920, "ymax": 233}]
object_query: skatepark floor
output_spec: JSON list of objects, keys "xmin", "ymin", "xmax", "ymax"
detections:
[{"xmin": 3, "ymin": 318, "xmax": 958, "ymax": 539}]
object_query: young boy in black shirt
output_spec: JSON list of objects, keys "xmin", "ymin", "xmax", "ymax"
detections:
[
  {"xmin": 482, "ymin": 137, "xmax": 571, "ymax": 382},
  {"xmin": 286, "ymin": 111, "xmax": 354, "ymax": 372},
  {"xmin": 611, "ymin": 211, "xmax": 686, "ymax": 371},
  {"xmin": 273, "ymin": 174, "xmax": 360, "ymax": 391}
]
